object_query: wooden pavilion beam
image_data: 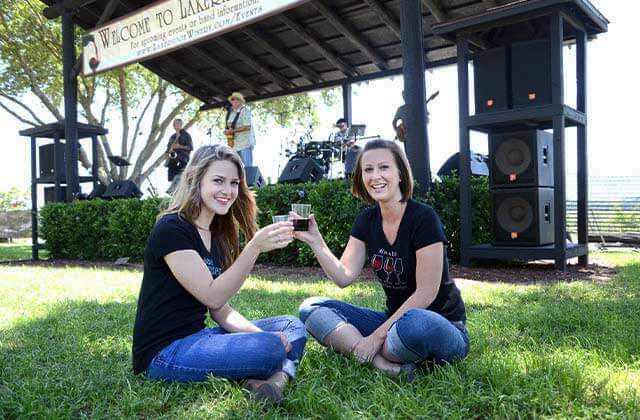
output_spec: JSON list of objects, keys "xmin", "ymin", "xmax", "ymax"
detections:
[
  {"xmin": 362, "ymin": 0, "xmax": 401, "ymax": 39},
  {"xmin": 311, "ymin": 0, "xmax": 389, "ymax": 71},
  {"xmin": 43, "ymin": 0, "xmax": 98, "ymax": 19},
  {"xmin": 279, "ymin": 13, "xmax": 360, "ymax": 77},
  {"xmin": 189, "ymin": 46, "xmax": 267, "ymax": 95},
  {"xmin": 243, "ymin": 27, "xmax": 322, "ymax": 84},
  {"xmin": 422, "ymin": 0, "xmax": 489, "ymax": 49},
  {"xmin": 213, "ymin": 37, "xmax": 294, "ymax": 90},
  {"xmin": 163, "ymin": 55, "xmax": 225, "ymax": 99}
]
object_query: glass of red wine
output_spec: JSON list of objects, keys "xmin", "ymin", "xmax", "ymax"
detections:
[
  {"xmin": 383, "ymin": 257, "xmax": 394, "ymax": 281},
  {"xmin": 371, "ymin": 255, "xmax": 383, "ymax": 271},
  {"xmin": 290, "ymin": 203, "xmax": 311, "ymax": 231}
]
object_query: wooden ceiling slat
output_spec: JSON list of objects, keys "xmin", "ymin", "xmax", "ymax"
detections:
[
  {"xmin": 311, "ymin": 0, "xmax": 389, "ymax": 71},
  {"xmin": 243, "ymin": 27, "xmax": 322, "ymax": 84},
  {"xmin": 279, "ymin": 13, "xmax": 360, "ymax": 78},
  {"xmin": 189, "ymin": 46, "xmax": 266, "ymax": 95},
  {"xmin": 213, "ymin": 37, "xmax": 293, "ymax": 91},
  {"xmin": 362, "ymin": 0, "xmax": 402, "ymax": 39}
]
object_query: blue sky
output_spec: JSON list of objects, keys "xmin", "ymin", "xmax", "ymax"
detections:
[{"xmin": 1, "ymin": 0, "xmax": 636, "ymax": 198}]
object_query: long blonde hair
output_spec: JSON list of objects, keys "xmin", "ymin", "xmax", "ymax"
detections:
[{"xmin": 158, "ymin": 144, "xmax": 257, "ymax": 268}]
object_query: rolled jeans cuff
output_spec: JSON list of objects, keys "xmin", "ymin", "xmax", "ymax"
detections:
[
  {"xmin": 385, "ymin": 323, "xmax": 422, "ymax": 363},
  {"xmin": 281, "ymin": 359, "xmax": 297, "ymax": 378},
  {"xmin": 303, "ymin": 306, "xmax": 347, "ymax": 343}
]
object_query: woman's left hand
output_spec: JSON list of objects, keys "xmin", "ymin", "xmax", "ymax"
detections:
[{"xmin": 353, "ymin": 334, "xmax": 385, "ymax": 364}]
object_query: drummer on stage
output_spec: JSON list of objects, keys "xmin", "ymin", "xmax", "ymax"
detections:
[
  {"xmin": 333, "ymin": 118, "xmax": 357, "ymax": 179},
  {"xmin": 333, "ymin": 118, "xmax": 354, "ymax": 148}
]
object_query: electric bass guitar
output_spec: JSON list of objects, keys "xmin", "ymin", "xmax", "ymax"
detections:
[{"xmin": 395, "ymin": 90, "xmax": 440, "ymax": 142}]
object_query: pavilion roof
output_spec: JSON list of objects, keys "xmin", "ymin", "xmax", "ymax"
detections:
[{"xmin": 40, "ymin": 0, "xmax": 607, "ymax": 110}]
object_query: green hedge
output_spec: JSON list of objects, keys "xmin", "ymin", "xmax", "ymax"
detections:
[{"xmin": 40, "ymin": 176, "xmax": 490, "ymax": 264}]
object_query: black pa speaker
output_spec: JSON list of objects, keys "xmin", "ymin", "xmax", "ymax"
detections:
[
  {"xmin": 102, "ymin": 180, "xmax": 142, "ymax": 199},
  {"xmin": 511, "ymin": 39, "xmax": 552, "ymax": 108},
  {"xmin": 44, "ymin": 186, "xmax": 67, "ymax": 204},
  {"xmin": 489, "ymin": 130, "xmax": 553, "ymax": 188},
  {"xmin": 245, "ymin": 166, "xmax": 265, "ymax": 188},
  {"xmin": 278, "ymin": 157, "xmax": 324, "ymax": 184},
  {"xmin": 437, "ymin": 151, "xmax": 489, "ymax": 178},
  {"xmin": 473, "ymin": 47, "xmax": 510, "ymax": 113},
  {"xmin": 492, "ymin": 187, "xmax": 554, "ymax": 246},
  {"xmin": 39, "ymin": 142, "xmax": 66, "ymax": 182}
]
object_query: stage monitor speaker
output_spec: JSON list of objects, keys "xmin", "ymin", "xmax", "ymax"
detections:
[
  {"xmin": 245, "ymin": 166, "xmax": 265, "ymax": 188},
  {"xmin": 473, "ymin": 47, "xmax": 510, "ymax": 113},
  {"xmin": 102, "ymin": 180, "xmax": 142, "ymax": 199},
  {"xmin": 511, "ymin": 39, "xmax": 552, "ymax": 108},
  {"xmin": 44, "ymin": 186, "xmax": 67, "ymax": 204},
  {"xmin": 489, "ymin": 129, "xmax": 553, "ymax": 188},
  {"xmin": 39, "ymin": 142, "xmax": 65, "ymax": 182},
  {"xmin": 492, "ymin": 187, "xmax": 554, "ymax": 246},
  {"xmin": 278, "ymin": 157, "xmax": 324, "ymax": 184},
  {"xmin": 437, "ymin": 151, "xmax": 489, "ymax": 178}
]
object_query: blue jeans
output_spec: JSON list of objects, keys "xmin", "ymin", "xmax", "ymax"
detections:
[
  {"xmin": 237, "ymin": 147, "xmax": 253, "ymax": 167},
  {"xmin": 146, "ymin": 315, "xmax": 307, "ymax": 382},
  {"xmin": 299, "ymin": 297, "xmax": 469, "ymax": 364}
]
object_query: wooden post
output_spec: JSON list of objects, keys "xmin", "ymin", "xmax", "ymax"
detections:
[
  {"xmin": 550, "ymin": 12, "xmax": 567, "ymax": 270},
  {"xmin": 399, "ymin": 0, "xmax": 431, "ymax": 192},
  {"xmin": 456, "ymin": 36, "xmax": 472, "ymax": 266},
  {"xmin": 30, "ymin": 136, "xmax": 38, "ymax": 260},
  {"xmin": 342, "ymin": 82, "xmax": 352, "ymax": 125},
  {"xmin": 62, "ymin": 12, "xmax": 79, "ymax": 202},
  {"xmin": 576, "ymin": 29, "xmax": 588, "ymax": 266},
  {"xmin": 91, "ymin": 135, "xmax": 99, "ymax": 190}
]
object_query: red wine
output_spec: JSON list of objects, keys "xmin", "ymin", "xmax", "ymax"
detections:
[{"xmin": 293, "ymin": 219, "xmax": 309, "ymax": 231}]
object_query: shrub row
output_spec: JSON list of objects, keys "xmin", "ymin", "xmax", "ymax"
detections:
[{"xmin": 40, "ymin": 176, "xmax": 490, "ymax": 264}]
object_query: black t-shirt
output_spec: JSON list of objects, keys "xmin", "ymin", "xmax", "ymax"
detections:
[
  {"xmin": 351, "ymin": 200, "xmax": 466, "ymax": 322},
  {"xmin": 132, "ymin": 213, "xmax": 223, "ymax": 374}
]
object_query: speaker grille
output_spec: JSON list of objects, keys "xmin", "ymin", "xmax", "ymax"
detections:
[
  {"xmin": 496, "ymin": 196, "xmax": 533, "ymax": 233},
  {"xmin": 495, "ymin": 138, "xmax": 532, "ymax": 177}
]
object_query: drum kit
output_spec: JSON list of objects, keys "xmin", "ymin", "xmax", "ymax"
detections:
[{"xmin": 282, "ymin": 125, "xmax": 377, "ymax": 179}]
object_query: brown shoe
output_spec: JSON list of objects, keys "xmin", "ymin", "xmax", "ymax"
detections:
[
  {"xmin": 243, "ymin": 372, "xmax": 288, "ymax": 403},
  {"xmin": 247, "ymin": 381, "xmax": 284, "ymax": 402}
]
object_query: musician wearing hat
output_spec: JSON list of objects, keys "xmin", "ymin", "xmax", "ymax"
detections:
[{"xmin": 224, "ymin": 92, "xmax": 256, "ymax": 167}]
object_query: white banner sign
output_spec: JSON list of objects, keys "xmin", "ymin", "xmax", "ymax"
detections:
[{"xmin": 83, "ymin": 0, "xmax": 308, "ymax": 76}]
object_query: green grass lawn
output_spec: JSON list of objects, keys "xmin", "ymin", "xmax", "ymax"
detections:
[
  {"xmin": 1, "ymin": 252, "xmax": 638, "ymax": 418},
  {"xmin": 0, "ymin": 241, "xmax": 49, "ymax": 262}
]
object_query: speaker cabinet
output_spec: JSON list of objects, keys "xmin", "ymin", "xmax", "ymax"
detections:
[
  {"xmin": 490, "ymin": 130, "xmax": 553, "ymax": 188},
  {"xmin": 245, "ymin": 166, "xmax": 264, "ymax": 188},
  {"xmin": 278, "ymin": 157, "xmax": 324, "ymax": 184},
  {"xmin": 39, "ymin": 142, "xmax": 66, "ymax": 182},
  {"xmin": 492, "ymin": 187, "xmax": 554, "ymax": 246},
  {"xmin": 511, "ymin": 39, "xmax": 552, "ymax": 108},
  {"xmin": 102, "ymin": 181, "xmax": 142, "ymax": 199},
  {"xmin": 473, "ymin": 47, "xmax": 510, "ymax": 113},
  {"xmin": 44, "ymin": 186, "xmax": 67, "ymax": 204}
]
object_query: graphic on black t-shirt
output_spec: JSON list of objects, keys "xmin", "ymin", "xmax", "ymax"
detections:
[
  {"xmin": 203, "ymin": 256, "xmax": 222, "ymax": 277},
  {"xmin": 352, "ymin": 200, "xmax": 466, "ymax": 322},
  {"xmin": 371, "ymin": 248, "xmax": 406, "ymax": 290}
]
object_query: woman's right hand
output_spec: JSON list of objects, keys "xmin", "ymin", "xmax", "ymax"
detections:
[
  {"xmin": 249, "ymin": 222, "xmax": 294, "ymax": 253},
  {"xmin": 292, "ymin": 213, "xmax": 323, "ymax": 247}
]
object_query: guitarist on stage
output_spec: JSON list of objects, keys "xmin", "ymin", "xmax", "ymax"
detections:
[
  {"xmin": 224, "ymin": 92, "xmax": 255, "ymax": 167},
  {"xmin": 165, "ymin": 118, "xmax": 193, "ymax": 194},
  {"xmin": 392, "ymin": 90, "xmax": 439, "ymax": 146}
]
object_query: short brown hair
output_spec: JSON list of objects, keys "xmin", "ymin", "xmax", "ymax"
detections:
[{"xmin": 351, "ymin": 139, "xmax": 414, "ymax": 204}]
